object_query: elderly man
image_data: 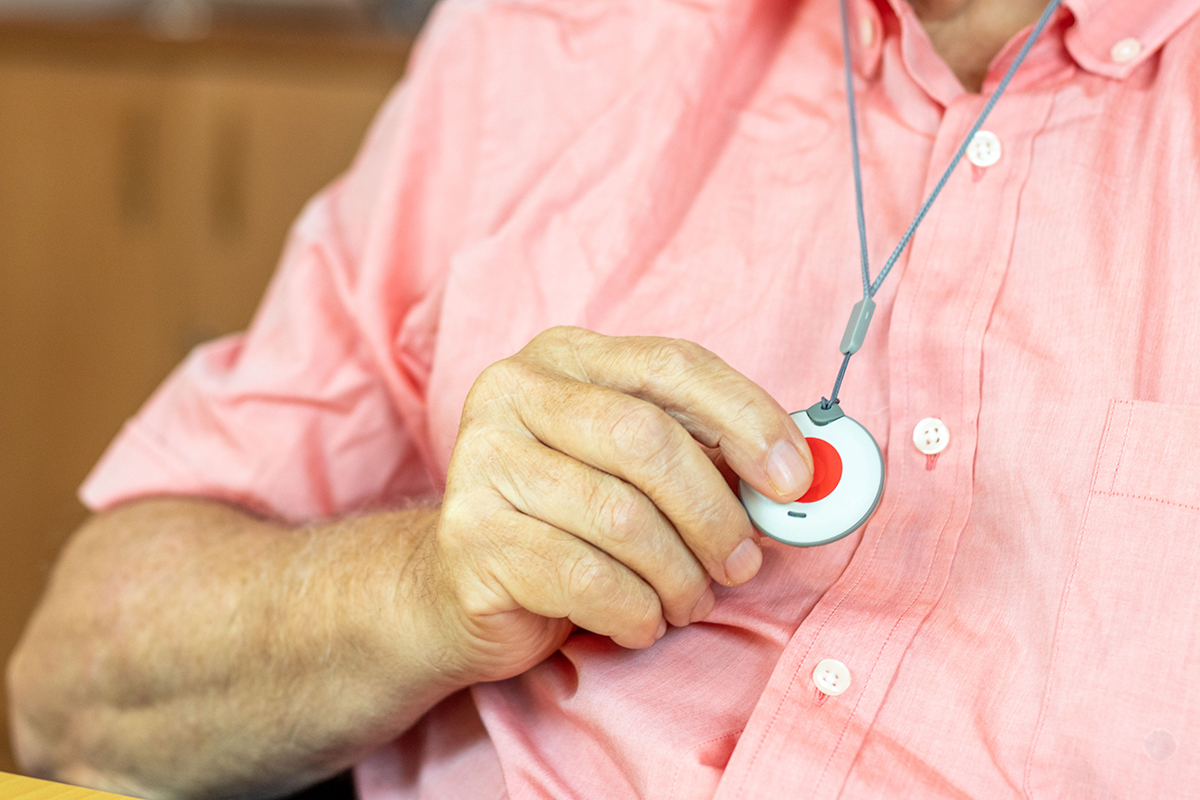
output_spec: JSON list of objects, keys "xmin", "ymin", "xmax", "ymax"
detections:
[{"xmin": 9, "ymin": 0, "xmax": 1200, "ymax": 797}]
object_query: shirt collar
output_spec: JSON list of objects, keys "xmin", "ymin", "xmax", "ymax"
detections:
[
  {"xmin": 1061, "ymin": 0, "xmax": 1200, "ymax": 78},
  {"xmin": 861, "ymin": 0, "xmax": 1200, "ymax": 81}
]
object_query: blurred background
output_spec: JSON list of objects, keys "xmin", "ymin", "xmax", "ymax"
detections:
[{"xmin": 0, "ymin": 0, "xmax": 435, "ymax": 773}]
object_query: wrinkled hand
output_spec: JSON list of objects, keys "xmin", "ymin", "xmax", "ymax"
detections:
[{"xmin": 430, "ymin": 327, "xmax": 813, "ymax": 683}]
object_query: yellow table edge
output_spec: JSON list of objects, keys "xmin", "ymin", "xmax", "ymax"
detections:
[{"xmin": 0, "ymin": 773, "xmax": 137, "ymax": 800}]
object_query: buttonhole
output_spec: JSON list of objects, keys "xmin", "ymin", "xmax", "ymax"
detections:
[
  {"xmin": 788, "ymin": 511, "xmax": 807, "ymax": 518},
  {"xmin": 926, "ymin": 454, "xmax": 939, "ymax": 471}
]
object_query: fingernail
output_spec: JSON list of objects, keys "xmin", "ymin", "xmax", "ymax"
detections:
[
  {"xmin": 689, "ymin": 587, "xmax": 716, "ymax": 623},
  {"xmin": 766, "ymin": 440, "xmax": 810, "ymax": 497},
  {"xmin": 724, "ymin": 539, "xmax": 762, "ymax": 585},
  {"xmin": 655, "ymin": 619, "xmax": 668, "ymax": 640}
]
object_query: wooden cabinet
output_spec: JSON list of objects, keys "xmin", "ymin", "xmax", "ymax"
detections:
[{"xmin": 0, "ymin": 20, "xmax": 410, "ymax": 772}]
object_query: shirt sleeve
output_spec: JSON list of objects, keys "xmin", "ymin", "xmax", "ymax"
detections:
[{"xmin": 80, "ymin": 2, "xmax": 490, "ymax": 522}]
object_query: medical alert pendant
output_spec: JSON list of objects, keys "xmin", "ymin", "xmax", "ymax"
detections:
[
  {"xmin": 748, "ymin": 0, "xmax": 1059, "ymax": 547},
  {"xmin": 739, "ymin": 401, "xmax": 883, "ymax": 547}
]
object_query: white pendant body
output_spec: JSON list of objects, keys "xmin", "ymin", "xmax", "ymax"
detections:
[{"xmin": 739, "ymin": 403, "xmax": 884, "ymax": 547}]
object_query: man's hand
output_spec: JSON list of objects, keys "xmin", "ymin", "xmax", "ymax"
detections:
[
  {"xmin": 429, "ymin": 327, "xmax": 813, "ymax": 683},
  {"xmin": 7, "ymin": 327, "xmax": 811, "ymax": 799}
]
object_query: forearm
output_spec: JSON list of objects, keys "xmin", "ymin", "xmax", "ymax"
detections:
[{"xmin": 7, "ymin": 497, "xmax": 461, "ymax": 800}]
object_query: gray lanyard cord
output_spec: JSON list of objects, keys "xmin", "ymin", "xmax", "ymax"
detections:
[{"xmin": 822, "ymin": 0, "xmax": 1064, "ymax": 409}]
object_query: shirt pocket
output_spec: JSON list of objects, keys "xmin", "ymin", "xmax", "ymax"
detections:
[{"xmin": 1027, "ymin": 399, "xmax": 1200, "ymax": 798}]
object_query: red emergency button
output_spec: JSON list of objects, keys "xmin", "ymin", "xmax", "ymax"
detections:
[{"xmin": 798, "ymin": 437, "xmax": 842, "ymax": 503}]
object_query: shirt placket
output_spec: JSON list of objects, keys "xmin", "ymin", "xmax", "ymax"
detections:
[{"xmin": 714, "ymin": 84, "xmax": 1058, "ymax": 800}]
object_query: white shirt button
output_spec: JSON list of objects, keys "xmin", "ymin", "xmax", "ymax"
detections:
[
  {"xmin": 913, "ymin": 417, "xmax": 950, "ymax": 455},
  {"xmin": 813, "ymin": 659, "xmax": 852, "ymax": 696},
  {"xmin": 966, "ymin": 130, "xmax": 1002, "ymax": 168},
  {"xmin": 859, "ymin": 17, "xmax": 876, "ymax": 48},
  {"xmin": 1110, "ymin": 37, "xmax": 1142, "ymax": 64}
]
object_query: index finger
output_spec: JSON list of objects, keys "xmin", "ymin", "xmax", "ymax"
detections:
[{"xmin": 526, "ymin": 328, "xmax": 814, "ymax": 503}]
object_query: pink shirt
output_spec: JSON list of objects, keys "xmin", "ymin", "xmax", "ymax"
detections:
[{"xmin": 82, "ymin": 0, "xmax": 1200, "ymax": 796}]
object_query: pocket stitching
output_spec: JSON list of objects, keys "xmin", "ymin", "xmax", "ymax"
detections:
[
  {"xmin": 1022, "ymin": 398, "xmax": 1123, "ymax": 796},
  {"xmin": 1098, "ymin": 398, "xmax": 1200, "ymax": 509},
  {"xmin": 1094, "ymin": 491, "xmax": 1200, "ymax": 513},
  {"xmin": 1022, "ymin": 398, "xmax": 1200, "ymax": 794},
  {"xmin": 1105, "ymin": 399, "xmax": 1134, "ymax": 496}
]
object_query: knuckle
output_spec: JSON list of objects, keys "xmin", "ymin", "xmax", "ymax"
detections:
[
  {"xmin": 615, "ymin": 590, "xmax": 662, "ymax": 638},
  {"xmin": 649, "ymin": 338, "xmax": 714, "ymax": 377},
  {"xmin": 730, "ymin": 397, "xmax": 762, "ymax": 428},
  {"xmin": 604, "ymin": 402, "xmax": 679, "ymax": 467},
  {"xmin": 475, "ymin": 356, "xmax": 531, "ymax": 392},
  {"xmin": 453, "ymin": 414, "xmax": 502, "ymax": 455},
  {"xmin": 688, "ymin": 495, "xmax": 750, "ymax": 555},
  {"xmin": 445, "ymin": 427, "xmax": 507, "ymax": 496},
  {"xmin": 475, "ymin": 357, "xmax": 511, "ymax": 386},
  {"xmin": 525, "ymin": 325, "xmax": 583, "ymax": 357},
  {"xmin": 589, "ymin": 483, "xmax": 648, "ymax": 549},
  {"xmin": 463, "ymin": 357, "xmax": 548, "ymax": 429},
  {"xmin": 544, "ymin": 324, "xmax": 585, "ymax": 343},
  {"xmin": 565, "ymin": 552, "xmax": 616, "ymax": 599},
  {"xmin": 730, "ymin": 396, "xmax": 789, "ymax": 449},
  {"xmin": 658, "ymin": 567, "xmax": 708, "ymax": 611},
  {"xmin": 464, "ymin": 360, "xmax": 518, "ymax": 417},
  {"xmin": 644, "ymin": 542, "xmax": 706, "ymax": 608},
  {"xmin": 688, "ymin": 473, "xmax": 739, "ymax": 519}
]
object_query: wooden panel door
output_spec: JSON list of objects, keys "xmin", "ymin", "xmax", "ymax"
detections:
[{"xmin": 0, "ymin": 25, "xmax": 408, "ymax": 774}]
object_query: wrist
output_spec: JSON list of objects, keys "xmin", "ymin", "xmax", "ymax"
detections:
[{"xmin": 331, "ymin": 508, "xmax": 476, "ymax": 707}]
